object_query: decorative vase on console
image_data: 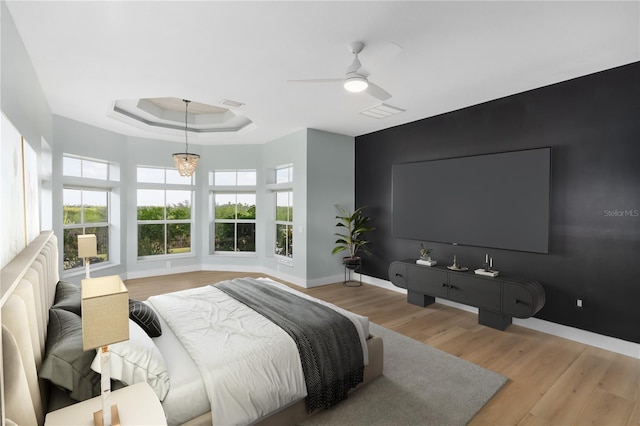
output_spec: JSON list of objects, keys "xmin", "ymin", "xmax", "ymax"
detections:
[
  {"xmin": 418, "ymin": 243, "xmax": 437, "ymax": 266},
  {"xmin": 419, "ymin": 243, "xmax": 433, "ymax": 261}
]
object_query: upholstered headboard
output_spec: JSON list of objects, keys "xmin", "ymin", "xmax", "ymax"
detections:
[{"xmin": 1, "ymin": 231, "xmax": 59, "ymax": 426}]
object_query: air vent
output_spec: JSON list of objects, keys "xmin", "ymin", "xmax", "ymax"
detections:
[
  {"xmin": 359, "ymin": 103, "xmax": 405, "ymax": 119},
  {"xmin": 221, "ymin": 99, "xmax": 246, "ymax": 109}
]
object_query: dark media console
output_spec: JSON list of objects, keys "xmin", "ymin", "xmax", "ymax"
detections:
[{"xmin": 388, "ymin": 260, "xmax": 545, "ymax": 330}]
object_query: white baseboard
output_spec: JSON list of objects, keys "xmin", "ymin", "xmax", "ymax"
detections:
[
  {"xmin": 361, "ymin": 274, "xmax": 640, "ymax": 359},
  {"xmin": 305, "ymin": 274, "xmax": 345, "ymax": 288},
  {"xmin": 125, "ymin": 264, "xmax": 202, "ymax": 280},
  {"xmin": 511, "ymin": 316, "xmax": 640, "ymax": 359},
  {"xmin": 257, "ymin": 267, "xmax": 307, "ymax": 288}
]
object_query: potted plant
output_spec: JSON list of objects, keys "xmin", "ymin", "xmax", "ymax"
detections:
[
  {"xmin": 418, "ymin": 242, "xmax": 437, "ymax": 266},
  {"xmin": 419, "ymin": 243, "xmax": 433, "ymax": 260},
  {"xmin": 331, "ymin": 205, "xmax": 375, "ymax": 270}
]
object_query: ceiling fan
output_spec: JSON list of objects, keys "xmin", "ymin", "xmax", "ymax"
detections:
[{"xmin": 288, "ymin": 41, "xmax": 399, "ymax": 102}]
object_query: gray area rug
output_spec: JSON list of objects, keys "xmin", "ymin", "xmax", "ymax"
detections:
[{"xmin": 300, "ymin": 323, "xmax": 508, "ymax": 426}]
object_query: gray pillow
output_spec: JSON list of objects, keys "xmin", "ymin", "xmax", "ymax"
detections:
[
  {"xmin": 51, "ymin": 280, "xmax": 82, "ymax": 316},
  {"xmin": 40, "ymin": 308, "xmax": 100, "ymax": 401},
  {"xmin": 129, "ymin": 300, "xmax": 162, "ymax": 338}
]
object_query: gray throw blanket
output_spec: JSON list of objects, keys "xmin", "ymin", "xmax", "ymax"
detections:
[{"xmin": 215, "ymin": 278, "xmax": 364, "ymax": 413}]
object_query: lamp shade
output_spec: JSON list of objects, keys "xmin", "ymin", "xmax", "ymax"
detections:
[
  {"xmin": 78, "ymin": 234, "xmax": 97, "ymax": 258},
  {"xmin": 81, "ymin": 275, "xmax": 129, "ymax": 350},
  {"xmin": 172, "ymin": 152, "xmax": 200, "ymax": 177}
]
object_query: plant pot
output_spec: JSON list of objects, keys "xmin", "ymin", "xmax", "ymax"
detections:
[{"xmin": 342, "ymin": 256, "xmax": 361, "ymax": 270}]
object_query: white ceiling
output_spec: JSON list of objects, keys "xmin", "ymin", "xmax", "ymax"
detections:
[{"xmin": 6, "ymin": 1, "xmax": 639, "ymax": 146}]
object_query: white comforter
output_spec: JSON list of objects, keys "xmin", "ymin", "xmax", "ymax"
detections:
[
  {"xmin": 148, "ymin": 285, "xmax": 306, "ymax": 425},
  {"xmin": 148, "ymin": 279, "xmax": 370, "ymax": 425}
]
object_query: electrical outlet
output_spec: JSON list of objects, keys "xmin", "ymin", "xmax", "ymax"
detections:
[
  {"xmin": 166, "ymin": 261, "xmax": 171, "ymax": 268},
  {"xmin": 576, "ymin": 298, "xmax": 583, "ymax": 308}
]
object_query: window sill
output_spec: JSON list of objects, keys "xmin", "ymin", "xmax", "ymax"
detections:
[
  {"xmin": 137, "ymin": 253, "xmax": 196, "ymax": 263},
  {"xmin": 61, "ymin": 262, "xmax": 118, "ymax": 279},
  {"xmin": 210, "ymin": 252, "xmax": 257, "ymax": 258},
  {"xmin": 275, "ymin": 256, "xmax": 293, "ymax": 267},
  {"xmin": 266, "ymin": 182, "xmax": 293, "ymax": 191}
]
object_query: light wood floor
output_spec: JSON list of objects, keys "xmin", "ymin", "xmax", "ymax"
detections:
[{"xmin": 125, "ymin": 271, "xmax": 640, "ymax": 426}]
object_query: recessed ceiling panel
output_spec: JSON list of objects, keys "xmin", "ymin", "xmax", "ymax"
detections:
[{"xmin": 111, "ymin": 97, "xmax": 252, "ymax": 134}]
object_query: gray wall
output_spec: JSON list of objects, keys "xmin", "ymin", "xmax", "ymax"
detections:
[
  {"xmin": 1, "ymin": 2, "xmax": 52, "ymax": 148},
  {"xmin": 262, "ymin": 129, "xmax": 308, "ymax": 282},
  {"xmin": 1, "ymin": 1, "xmax": 53, "ymax": 238},
  {"xmin": 355, "ymin": 62, "xmax": 640, "ymax": 344},
  {"xmin": 306, "ymin": 129, "xmax": 355, "ymax": 283}
]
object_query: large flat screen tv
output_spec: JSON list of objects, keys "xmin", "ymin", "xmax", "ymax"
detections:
[{"xmin": 391, "ymin": 148, "xmax": 551, "ymax": 254}]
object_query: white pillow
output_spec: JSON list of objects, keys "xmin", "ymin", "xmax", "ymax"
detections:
[{"xmin": 91, "ymin": 319, "xmax": 170, "ymax": 401}]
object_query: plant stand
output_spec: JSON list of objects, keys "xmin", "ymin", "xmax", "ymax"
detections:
[{"xmin": 343, "ymin": 262, "xmax": 362, "ymax": 287}]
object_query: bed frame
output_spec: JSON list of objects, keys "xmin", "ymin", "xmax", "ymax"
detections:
[
  {"xmin": 0, "ymin": 231, "xmax": 383, "ymax": 425},
  {"xmin": 1, "ymin": 231, "xmax": 58, "ymax": 425}
]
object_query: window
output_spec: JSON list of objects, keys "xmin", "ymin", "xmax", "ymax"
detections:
[
  {"xmin": 63, "ymin": 156, "xmax": 109, "ymax": 180},
  {"xmin": 62, "ymin": 155, "xmax": 113, "ymax": 272},
  {"xmin": 273, "ymin": 165, "xmax": 293, "ymax": 258},
  {"xmin": 211, "ymin": 170, "xmax": 257, "ymax": 253},
  {"xmin": 138, "ymin": 166, "xmax": 193, "ymax": 185},
  {"xmin": 137, "ymin": 167, "xmax": 194, "ymax": 257},
  {"xmin": 276, "ymin": 165, "xmax": 293, "ymax": 184},
  {"xmin": 275, "ymin": 190, "xmax": 293, "ymax": 258},
  {"xmin": 210, "ymin": 170, "xmax": 256, "ymax": 186},
  {"xmin": 213, "ymin": 193, "xmax": 256, "ymax": 252}
]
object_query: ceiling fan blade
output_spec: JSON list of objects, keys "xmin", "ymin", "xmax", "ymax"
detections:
[
  {"xmin": 287, "ymin": 78, "xmax": 343, "ymax": 83},
  {"xmin": 366, "ymin": 82, "xmax": 392, "ymax": 101}
]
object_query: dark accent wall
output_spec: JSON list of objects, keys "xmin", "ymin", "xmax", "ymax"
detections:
[{"xmin": 355, "ymin": 62, "xmax": 640, "ymax": 344}]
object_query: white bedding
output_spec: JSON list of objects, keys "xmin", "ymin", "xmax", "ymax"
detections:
[
  {"xmin": 147, "ymin": 278, "xmax": 370, "ymax": 425},
  {"xmin": 149, "ymin": 284, "xmax": 305, "ymax": 425},
  {"xmin": 150, "ymin": 302, "xmax": 210, "ymax": 425}
]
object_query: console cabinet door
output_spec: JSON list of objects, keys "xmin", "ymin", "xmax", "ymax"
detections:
[
  {"xmin": 502, "ymin": 282, "xmax": 535, "ymax": 318},
  {"xmin": 389, "ymin": 262, "xmax": 408, "ymax": 289},
  {"xmin": 407, "ymin": 265, "xmax": 448, "ymax": 298},
  {"xmin": 448, "ymin": 274, "xmax": 501, "ymax": 311}
]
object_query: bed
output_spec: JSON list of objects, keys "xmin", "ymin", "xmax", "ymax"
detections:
[{"xmin": 1, "ymin": 231, "xmax": 383, "ymax": 425}]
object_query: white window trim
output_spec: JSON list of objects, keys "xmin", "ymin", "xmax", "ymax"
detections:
[
  {"xmin": 62, "ymin": 158, "xmax": 117, "ymax": 276},
  {"xmin": 274, "ymin": 190, "xmax": 293, "ymax": 261},
  {"xmin": 211, "ymin": 190, "xmax": 257, "ymax": 255},
  {"xmin": 136, "ymin": 166, "xmax": 196, "ymax": 259}
]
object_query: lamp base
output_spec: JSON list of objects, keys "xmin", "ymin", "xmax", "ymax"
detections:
[{"xmin": 93, "ymin": 404, "xmax": 120, "ymax": 426}]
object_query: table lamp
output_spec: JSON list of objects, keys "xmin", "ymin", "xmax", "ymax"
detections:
[
  {"xmin": 81, "ymin": 275, "xmax": 130, "ymax": 426},
  {"xmin": 78, "ymin": 234, "xmax": 97, "ymax": 279}
]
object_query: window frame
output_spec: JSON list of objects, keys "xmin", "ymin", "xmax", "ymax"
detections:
[
  {"xmin": 136, "ymin": 166, "xmax": 195, "ymax": 259},
  {"xmin": 210, "ymin": 169, "xmax": 258, "ymax": 256},
  {"xmin": 62, "ymin": 154, "xmax": 115, "ymax": 274},
  {"xmin": 272, "ymin": 165, "xmax": 294, "ymax": 261},
  {"xmin": 211, "ymin": 191, "xmax": 257, "ymax": 254},
  {"xmin": 274, "ymin": 189, "xmax": 293, "ymax": 260}
]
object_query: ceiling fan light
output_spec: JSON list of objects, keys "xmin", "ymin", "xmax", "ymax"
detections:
[{"xmin": 344, "ymin": 76, "xmax": 369, "ymax": 93}]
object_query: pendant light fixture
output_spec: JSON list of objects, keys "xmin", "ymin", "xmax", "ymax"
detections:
[{"xmin": 172, "ymin": 99, "xmax": 200, "ymax": 177}]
